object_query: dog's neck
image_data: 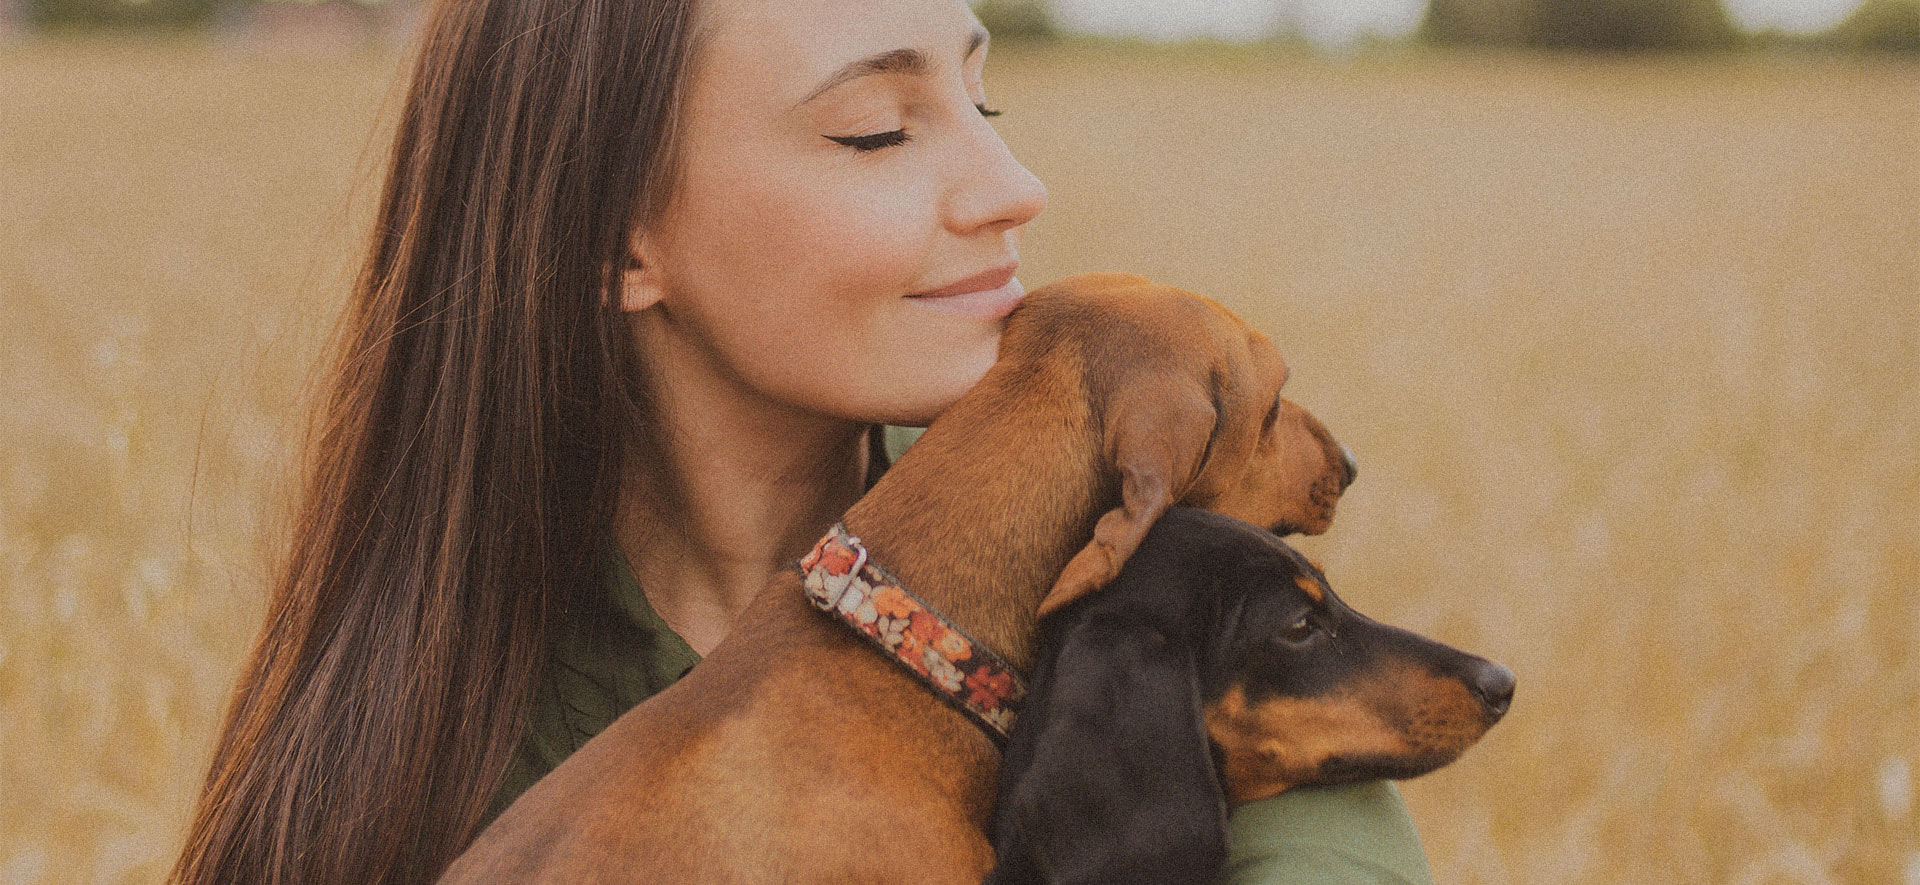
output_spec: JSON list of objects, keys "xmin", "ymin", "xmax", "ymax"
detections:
[{"xmin": 842, "ymin": 354, "xmax": 1108, "ymax": 674}]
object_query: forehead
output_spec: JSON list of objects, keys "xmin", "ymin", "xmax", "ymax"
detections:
[
  {"xmin": 691, "ymin": 0, "xmax": 981, "ymax": 108},
  {"xmin": 1232, "ymin": 546, "xmax": 1329, "ymax": 613}
]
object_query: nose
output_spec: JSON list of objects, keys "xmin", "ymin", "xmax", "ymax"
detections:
[
  {"xmin": 1337, "ymin": 443, "xmax": 1358, "ymax": 491},
  {"xmin": 945, "ymin": 113, "xmax": 1047, "ymax": 235},
  {"xmin": 1467, "ymin": 662, "xmax": 1516, "ymax": 718}
]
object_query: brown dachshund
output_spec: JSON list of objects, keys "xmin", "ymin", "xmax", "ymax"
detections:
[{"xmin": 438, "ymin": 272, "xmax": 1357, "ymax": 883}]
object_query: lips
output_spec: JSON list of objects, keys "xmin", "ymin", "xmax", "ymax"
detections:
[
  {"xmin": 908, "ymin": 261, "xmax": 1025, "ymax": 319},
  {"xmin": 911, "ymin": 262, "xmax": 1019, "ymax": 299}
]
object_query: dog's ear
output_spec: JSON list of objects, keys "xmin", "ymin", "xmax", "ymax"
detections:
[
  {"xmin": 990, "ymin": 620, "xmax": 1228, "ymax": 885},
  {"xmin": 1039, "ymin": 381, "xmax": 1215, "ymax": 616}
]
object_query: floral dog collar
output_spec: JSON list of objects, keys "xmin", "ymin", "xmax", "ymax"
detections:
[{"xmin": 798, "ymin": 523, "xmax": 1025, "ymax": 746}]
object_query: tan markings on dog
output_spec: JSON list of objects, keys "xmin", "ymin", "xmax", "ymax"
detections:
[
  {"xmin": 1292, "ymin": 575, "xmax": 1324, "ymax": 603},
  {"xmin": 1203, "ymin": 660, "xmax": 1498, "ymax": 805},
  {"xmin": 1204, "ymin": 684, "xmax": 1405, "ymax": 804},
  {"xmin": 1382, "ymin": 669, "xmax": 1498, "ymax": 771}
]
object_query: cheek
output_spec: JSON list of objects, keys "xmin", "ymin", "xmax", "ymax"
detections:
[
  {"xmin": 659, "ymin": 158, "xmax": 1004, "ymax": 424},
  {"xmin": 1204, "ymin": 686, "xmax": 1411, "ymax": 801}
]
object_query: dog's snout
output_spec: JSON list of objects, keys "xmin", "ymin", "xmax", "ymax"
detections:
[
  {"xmin": 1467, "ymin": 662, "xmax": 1515, "ymax": 718},
  {"xmin": 1337, "ymin": 444, "xmax": 1358, "ymax": 491}
]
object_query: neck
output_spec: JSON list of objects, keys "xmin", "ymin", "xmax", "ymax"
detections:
[
  {"xmin": 842, "ymin": 357, "xmax": 1107, "ymax": 673},
  {"xmin": 618, "ymin": 327, "xmax": 871, "ymax": 653}
]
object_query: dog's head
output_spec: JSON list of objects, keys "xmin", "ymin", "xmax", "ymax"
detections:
[
  {"xmin": 1192, "ymin": 516, "xmax": 1512, "ymax": 803},
  {"xmin": 990, "ymin": 508, "xmax": 1510, "ymax": 884},
  {"xmin": 1009, "ymin": 273, "xmax": 1357, "ymax": 616}
]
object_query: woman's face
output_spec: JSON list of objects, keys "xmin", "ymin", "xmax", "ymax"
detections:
[{"xmin": 627, "ymin": 0, "xmax": 1047, "ymax": 427}]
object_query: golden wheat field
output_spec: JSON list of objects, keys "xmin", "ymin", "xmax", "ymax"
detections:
[{"xmin": 1, "ymin": 35, "xmax": 1915, "ymax": 884}]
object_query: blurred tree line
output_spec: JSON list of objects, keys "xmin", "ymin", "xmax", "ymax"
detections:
[
  {"xmin": 15, "ymin": 0, "xmax": 204, "ymax": 29},
  {"xmin": 1419, "ymin": 0, "xmax": 1919, "ymax": 51},
  {"xmin": 11, "ymin": 0, "xmax": 375, "ymax": 30},
  {"xmin": 1421, "ymin": 0, "xmax": 1736, "ymax": 49},
  {"xmin": 1828, "ymin": 0, "xmax": 1920, "ymax": 51},
  {"xmin": 967, "ymin": 0, "xmax": 1920, "ymax": 53},
  {"xmin": 8, "ymin": 0, "xmax": 1916, "ymax": 53},
  {"xmin": 972, "ymin": 0, "xmax": 1058, "ymax": 40}
]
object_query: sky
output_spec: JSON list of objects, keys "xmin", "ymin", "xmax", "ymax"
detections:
[{"xmin": 1044, "ymin": 0, "xmax": 1873, "ymax": 46}]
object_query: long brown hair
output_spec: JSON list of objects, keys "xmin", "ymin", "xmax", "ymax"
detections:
[{"xmin": 170, "ymin": 0, "xmax": 703, "ymax": 881}]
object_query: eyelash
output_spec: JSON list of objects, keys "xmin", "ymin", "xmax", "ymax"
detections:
[{"xmin": 827, "ymin": 103, "xmax": 1003, "ymax": 153}]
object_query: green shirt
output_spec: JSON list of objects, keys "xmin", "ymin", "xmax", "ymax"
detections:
[{"xmin": 488, "ymin": 427, "xmax": 1432, "ymax": 884}]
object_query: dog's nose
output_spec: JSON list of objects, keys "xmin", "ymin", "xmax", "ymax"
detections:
[
  {"xmin": 1337, "ymin": 444, "xmax": 1358, "ymax": 491},
  {"xmin": 1467, "ymin": 662, "xmax": 1515, "ymax": 718}
]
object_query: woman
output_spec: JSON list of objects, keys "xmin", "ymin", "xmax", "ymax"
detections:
[{"xmin": 170, "ymin": 0, "xmax": 1430, "ymax": 882}]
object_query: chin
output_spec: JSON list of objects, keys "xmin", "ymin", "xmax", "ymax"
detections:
[
  {"xmin": 877, "ymin": 383, "xmax": 977, "ymax": 427},
  {"xmin": 871, "ymin": 343, "xmax": 999, "ymax": 427}
]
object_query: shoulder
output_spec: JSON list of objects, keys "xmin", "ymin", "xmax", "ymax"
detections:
[{"xmin": 1223, "ymin": 781, "xmax": 1433, "ymax": 885}]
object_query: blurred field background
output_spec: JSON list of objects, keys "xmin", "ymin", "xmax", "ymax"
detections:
[{"xmin": 3, "ymin": 0, "xmax": 1918, "ymax": 881}]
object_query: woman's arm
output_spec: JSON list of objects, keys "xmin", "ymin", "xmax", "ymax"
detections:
[{"xmin": 1222, "ymin": 781, "xmax": 1433, "ymax": 885}]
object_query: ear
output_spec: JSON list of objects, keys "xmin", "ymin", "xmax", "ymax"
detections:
[
  {"xmin": 617, "ymin": 229, "xmax": 665, "ymax": 313},
  {"xmin": 989, "ymin": 621, "xmax": 1228, "ymax": 885},
  {"xmin": 1038, "ymin": 381, "xmax": 1216, "ymax": 616}
]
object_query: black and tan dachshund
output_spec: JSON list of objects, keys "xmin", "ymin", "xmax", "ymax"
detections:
[{"xmin": 986, "ymin": 507, "xmax": 1514, "ymax": 885}]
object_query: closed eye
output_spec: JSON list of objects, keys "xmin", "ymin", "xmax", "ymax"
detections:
[
  {"xmin": 826, "ymin": 103, "xmax": 1004, "ymax": 153},
  {"xmin": 826, "ymin": 129, "xmax": 912, "ymax": 152}
]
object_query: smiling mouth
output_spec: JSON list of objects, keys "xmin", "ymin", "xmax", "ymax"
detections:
[
  {"xmin": 907, "ymin": 274, "xmax": 1026, "ymax": 319},
  {"xmin": 913, "ymin": 261, "xmax": 1019, "ymax": 298}
]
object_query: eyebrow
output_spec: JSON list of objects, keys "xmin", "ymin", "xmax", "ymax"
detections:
[{"xmin": 795, "ymin": 26, "xmax": 990, "ymax": 109}]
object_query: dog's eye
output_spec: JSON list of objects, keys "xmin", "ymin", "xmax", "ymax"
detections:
[
  {"xmin": 1263, "ymin": 396, "xmax": 1283, "ymax": 432},
  {"xmin": 1283, "ymin": 615, "xmax": 1316, "ymax": 643}
]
